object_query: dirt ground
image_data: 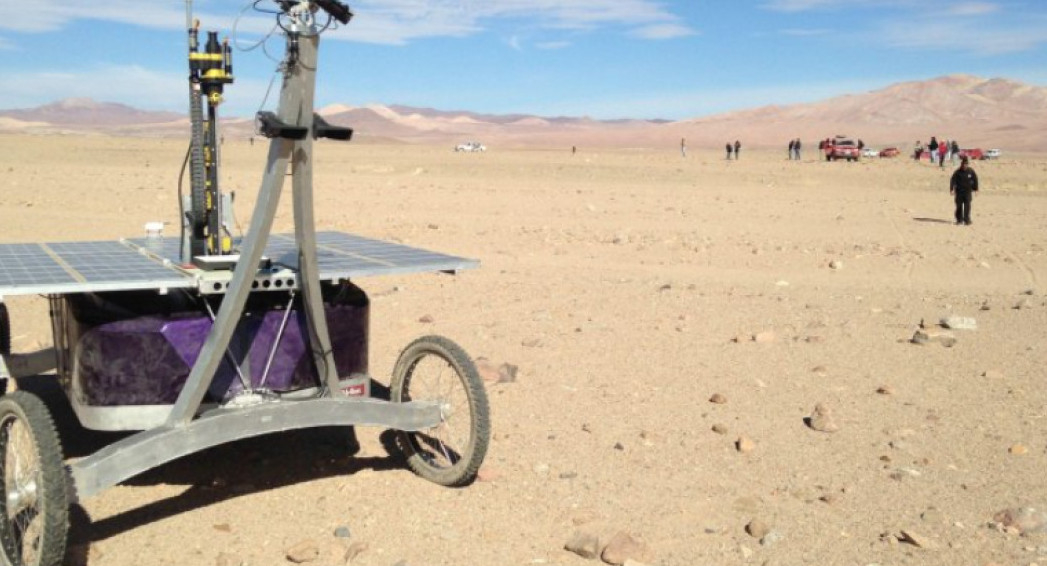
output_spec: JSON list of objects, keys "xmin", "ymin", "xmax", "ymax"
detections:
[{"xmin": 1, "ymin": 134, "xmax": 1046, "ymax": 565}]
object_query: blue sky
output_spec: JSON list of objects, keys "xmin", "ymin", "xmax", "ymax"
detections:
[{"xmin": 1, "ymin": 0, "xmax": 1045, "ymax": 120}]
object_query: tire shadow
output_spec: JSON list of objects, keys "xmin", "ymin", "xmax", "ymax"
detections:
[{"xmin": 14, "ymin": 376, "xmax": 408, "ymax": 558}]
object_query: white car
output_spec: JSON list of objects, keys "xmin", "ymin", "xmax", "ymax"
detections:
[
  {"xmin": 455, "ymin": 141, "xmax": 486, "ymax": 152},
  {"xmin": 984, "ymin": 148, "xmax": 1001, "ymax": 159},
  {"xmin": 861, "ymin": 148, "xmax": 879, "ymax": 158}
]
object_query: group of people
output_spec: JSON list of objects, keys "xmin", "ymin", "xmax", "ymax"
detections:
[
  {"xmin": 914, "ymin": 136, "xmax": 961, "ymax": 168},
  {"xmin": 787, "ymin": 139, "xmax": 803, "ymax": 160},
  {"xmin": 725, "ymin": 140, "xmax": 741, "ymax": 160}
]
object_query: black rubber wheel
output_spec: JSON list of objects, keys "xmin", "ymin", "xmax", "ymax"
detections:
[
  {"xmin": 0, "ymin": 303, "xmax": 10, "ymax": 358},
  {"xmin": 390, "ymin": 336, "xmax": 490, "ymax": 487},
  {"xmin": 0, "ymin": 392, "xmax": 68, "ymax": 566}
]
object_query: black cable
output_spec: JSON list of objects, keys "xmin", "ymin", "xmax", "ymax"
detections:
[{"xmin": 177, "ymin": 143, "xmax": 191, "ymax": 263}]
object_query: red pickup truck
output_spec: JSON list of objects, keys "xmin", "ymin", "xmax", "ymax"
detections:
[{"xmin": 824, "ymin": 137, "xmax": 860, "ymax": 162}]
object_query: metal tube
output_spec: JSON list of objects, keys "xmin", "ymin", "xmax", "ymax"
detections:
[
  {"xmin": 202, "ymin": 298, "xmax": 251, "ymax": 392},
  {"xmin": 259, "ymin": 290, "xmax": 296, "ymax": 389}
]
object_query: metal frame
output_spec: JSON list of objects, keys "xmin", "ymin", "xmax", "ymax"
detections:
[{"xmin": 55, "ymin": 13, "xmax": 447, "ymax": 501}]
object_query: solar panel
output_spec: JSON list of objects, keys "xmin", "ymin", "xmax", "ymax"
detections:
[{"xmin": 0, "ymin": 232, "xmax": 477, "ymax": 297}]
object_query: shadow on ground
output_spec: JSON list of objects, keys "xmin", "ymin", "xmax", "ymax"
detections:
[{"xmin": 14, "ymin": 375, "xmax": 403, "ymax": 564}]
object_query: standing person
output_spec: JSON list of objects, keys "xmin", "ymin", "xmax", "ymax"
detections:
[
  {"xmin": 734, "ymin": 140, "xmax": 741, "ymax": 160},
  {"xmin": 951, "ymin": 140, "xmax": 960, "ymax": 163},
  {"xmin": 938, "ymin": 139, "xmax": 948, "ymax": 168},
  {"xmin": 928, "ymin": 136, "xmax": 939, "ymax": 164},
  {"xmin": 681, "ymin": 137, "xmax": 687, "ymax": 158},
  {"xmin": 788, "ymin": 139, "xmax": 795, "ymax": 160},
  {"xmin": 726, "ymin": 142, "xmax": 733, "ymax": 160},
  {"xmin": 950, "ymin": 156, "xmax": 979, "ymax": 225},
  {"xmin": 914, "ymin": 140, "xmax": 924, "ymax": 161},
  {"xmin": 795, "ymin": 138, "xmax": 802, "ymax": 161}
]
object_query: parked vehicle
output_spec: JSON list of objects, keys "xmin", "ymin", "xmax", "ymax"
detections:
[
  {"xmin": 861, "ymin": 148, "xmax": 879, "ymax": 158},
  {"xmin": 984, "ymin": 148, "xmax": 1001, "ymax": 159},
  {"xmin": 957, "ymin": 148, "xmax": 984, "ymax": 160},
  {"xmin": 455, "ymin": 141, "xmax": 486, "ymax": 152},
  {"xmin": 879, "ymin": 147, "xmax": 900, "ymax": 158},
  {"xmin": 824, "ymin": 137, "xmax": 860, "ymax": 162}
]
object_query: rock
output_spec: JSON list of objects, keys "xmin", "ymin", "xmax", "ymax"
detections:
[
  {"xmin": 709, "ymin": 393, "xmax": 728, "ymax": 404},
  {"xmin": 213, "ymin": 523, "xmax": 232, "ymax": 533},
  {"xmin": 343, "ymin": 541, "xmax": 368, "ymax": 563},
  {"xmin": 829, "ymin": 259, "xmax": 843, "ymax": 270},
  {"xmin": 736, "ymin": 435, "xmax": 756, "ymax": 453},
  {"xmin": 994, "ymin": 507, "xmax": 1047, "ymax": 534},
  {"xmin": 899, "ymin": 529, "xmax": 938, "ymax": 550},
  {"xmin": 497, "ymin": 363, "xmax": 519, "ymax": 383},
  {"xmin": 475, "ymin": 358, "xmax": 518, "ymax": 383},
  {"xmin": 285, "ymin": 539, "xmax": 320, "ymax": 563},
  {"xmin": 333, "ymin": 525, "xmax": 351, "ymax": 538},
  {"xmin": 418, "ymin": 314, "xmax": 434, "ymax": 323},
  {"xmin": 806, "ymin": 403, "xmax": 840, "ymax": 432},
  {"xmin": 754, "ymin": 331, "xmax": 776, "ymax": 343},
  {"xmin": 760, "ymin": 531, "xmax": 784, "ymax": 547},
  {"xmin": 601, "ymin": 531, "xmax": 650, "ymax": 565},
  {"xmin": 1022, "ymin": 289, "xmax": 1036, "ymax": 296},
  {"xmin": 475, "ymin": 358, "xmax": 501, "ymax": 382},
  {"xmin": 564, "ymin": 531, "xmax": 601, "ymax": 560},
  {"xmin": 811, "ymin": 365, "xmax": 828, "ymax": 375},
  {"xmin": 746, "ymin": 519, "xmax": 771, "ymax": 539},
  {"xmin": 983, "ymin": 369, "xmax": 1005, "ymax": 379},
  {"xmin": 940, "ymin": 316, "xmax": 977, "ymax": 330},
  {"xmin": 911, "ymin": 327, "xmax": 957, "ymax": 347},
  {"xmin": 1010, "ymin": 444, "xmax": 1029, "ymax": 455},
  {"xmin": 876, "ymin": 385, "xmax": 896, "ymax": 395},
  {"xmin": 1014, "ymin": 298, "xmax": 1030, "ymax": 310},
  {"xmin": 711, "ymin": 423, "xmax": 728, "ymax": 435}
]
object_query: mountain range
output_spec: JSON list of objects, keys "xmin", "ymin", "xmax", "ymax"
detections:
[{"xmin": 1, "ymin": 75, "xmax": 1044, "ymax": 150}]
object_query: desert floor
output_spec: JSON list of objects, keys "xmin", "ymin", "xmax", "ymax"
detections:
[{"xmin": 1, "ymin": 134, "xmax": 1046, "ymax": 566}]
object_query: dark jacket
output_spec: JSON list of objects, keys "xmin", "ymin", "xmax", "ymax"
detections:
[{"xmin": 950, "ymin": 167, "xmax": 978, "ymax": 195}]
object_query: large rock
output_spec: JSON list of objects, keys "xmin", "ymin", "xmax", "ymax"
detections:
[
  {"xmin": 994, "ymin": 507, "xmax": 1047, "ymax": 534},
  {"xmin": 806, "ymin": 403, "xmax": 840, "ymax": 432},
  {"xmin": 565, "ymin": 531, "xmax": 602, "ymax": 560},
  {"xmin": 911, "ymin": 327, "xmax": 957, "ymax": 347},
  {"xmin": 601, "ymin": 532, "xmax": 651, "ymax": 565},
  {"xmin": 940, "ymin": 315, "xmax": 977, "ymax": 330}
]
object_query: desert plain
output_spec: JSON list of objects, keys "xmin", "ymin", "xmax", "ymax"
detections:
[{"xmin": 0, "ymin": 133, "xmax": 1046, "ymax": 565}]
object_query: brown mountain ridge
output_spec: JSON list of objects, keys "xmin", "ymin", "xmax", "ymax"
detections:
[{"xmin": 0, "ymin": 75, "xmax": 1044, "ymax": 150}]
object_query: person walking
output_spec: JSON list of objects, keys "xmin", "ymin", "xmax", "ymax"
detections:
[
  {"xmin": 951, "ymin": 140, "xmax": 960, "ymax": 163},
  {"xmin": 734, "ymin": 140, "xmax": 741, "ymax": 160},
  {"xmin": 726, "ymin": 142, "xmax": 733, "ymax": 160},
  {"xmin": 794, "ymin": 138, "xmax": 802, "ymax": 161},
  {"xmin": 788, "ymin": 139, "xmax": 795, "ymax": 160},
  {"xmin": 950, "ymin": 156, "xmax": 979, "ymax": 225}
]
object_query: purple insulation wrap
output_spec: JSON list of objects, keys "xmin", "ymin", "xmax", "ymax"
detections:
[{"xmin": 63, "ymin": 284, "xmax": 369, "ymax": 406}]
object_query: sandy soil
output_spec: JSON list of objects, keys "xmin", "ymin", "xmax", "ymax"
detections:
[{"xmin": 1, "ymin": 133, "xmax": 1046, "ymax": 566}]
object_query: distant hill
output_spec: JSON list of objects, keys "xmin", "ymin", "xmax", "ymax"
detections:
[{"xmin": 1, "ymin": 75, "xmax": 1044, "ymax": 149}]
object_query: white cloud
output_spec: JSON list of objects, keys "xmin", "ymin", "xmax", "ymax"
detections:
[
  {"xmin": 761, "ymin": 0, "xmax": 840, "ymax": 13},
  {"xmin": 629, "ymin": 24, "xmax": 696, "ymax": 40},
  {"xmin": 536, "ymin": 41, "xmax": 571, "ymax": 50},
  {"xmin": 1, "ymin": 0, "xmax": 695, "ymax": 44},
  {"xmin": 947, "ymin": 2, "xmax": 1000, "ymax": 16},
  {"xmin": 878, "ymin": 17, "xmax": 1047, "ymax": 55}
]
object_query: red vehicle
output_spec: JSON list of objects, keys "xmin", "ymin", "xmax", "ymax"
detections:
[
  {"xmin": 824, "ymin": 137, "xmax": 860, "ymax": 162},
  {"xmin": 879, "ymin": 147, "xmax": 900, "ymax": 158},
  {"xmin": 956, "ymin": 148, "xmax": 984, "ymax": 160}
]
